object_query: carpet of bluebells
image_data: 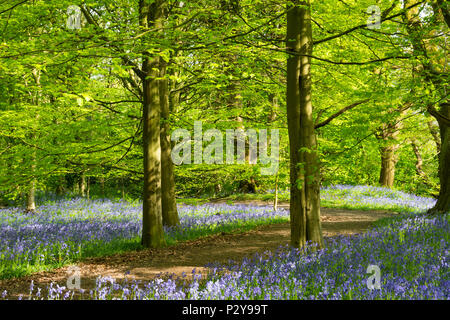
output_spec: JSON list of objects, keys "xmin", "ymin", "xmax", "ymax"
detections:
[
  {"xmin": 7, "ymin": 213, "xmax": 450, "ymax": 300},
  {"xmin": 0, "ymin": 185, "xmax": 448, "ymax": 300},
  {"xmin": 267, "ymin": 185, "xmax": 436, "ymax": 214},
  {"xmin": 320, "ymin": 185, "xmax": 437, "ymax": 214},
  {"xmin": 0, "ymin": 200, "xmax": 288, "ymax": 278}
]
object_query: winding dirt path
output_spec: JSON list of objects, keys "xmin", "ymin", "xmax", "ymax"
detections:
[{"xmin": 0, "ymin": 203, "xmax": 397, "ymax": 298}]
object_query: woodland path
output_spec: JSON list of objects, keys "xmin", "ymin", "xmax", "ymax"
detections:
[{"xmin": 0, "ymin": 202, "xmax": 397, "ymax": 298}]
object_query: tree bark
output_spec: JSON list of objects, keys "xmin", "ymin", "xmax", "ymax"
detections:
[
  {"xmin": 286, "ymin": 0, "xmax": 323, "ymax": 249},
  {"xmin": 25, "ymin": 68, "xmax": 40, "ymax": 213},
  {"xmin": 99, "ymin": 177, "xmax": 105, "ymax": 197},
  {"xmin": 121, "ymin": 177, "xmax": 125, "ymax": 199},
  {"xmin": 159, "ymin": 58, "xmax": 180, "ymax": 227},
  {"xmin": 268, "ymin": 93, "xmax": 278, "ymax": 123},
  {"xmin": 26, "ymin": 151, "xmax": 36, "ymax": 212},
  {"xmin": 273, "ymin": 172, "xmax": 279, "ymax": 211},
  {"xmin": 55, "ymin": 176, "xmax": 65, "ymax": 196},
  {"xmin": 411, "ymin": 139, "xmax": 426, "ymax": 178},
  {"xmin": 379, "ymin": 145, "xmax": 398, "ymax": 188},
  {"xmin": 432, "ymin": 103, "xmax": 450, "ymax": 212},
  {"xmin": 269, "ymin": 94, "xmax": 279, "ymax": 211},
  {"xmin": 410, "ymin": 138, "xmax": 435, "ymax": 190},
  {"xmin": 26, "ymin": 180, "xmax": 36, "ymax": 212},
  {"xmin": 403, "ymin": 0, "xmax": 450, "ymax": 213},
  {"xmin": 375, "ymin": 105, "xmax": 407, "ymax": 188},
  {"xmin": 86, "ymin": 176, "xmax": 90, "ymax": 200},
  {"xmin": 427, "ymin": 120, "xmax": 441, "ymax": 155},
  {"xmin": 140, "ymin": 0, "xmax": 165, "ymax": 248},
  {"xmin": 80, "ymin": 173, "xmax": 86, "ymax": 197}
]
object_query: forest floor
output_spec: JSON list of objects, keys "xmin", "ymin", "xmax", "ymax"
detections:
[{"xmin": 0, "ymin": 201, "xmax": 398, "ymax": 298}]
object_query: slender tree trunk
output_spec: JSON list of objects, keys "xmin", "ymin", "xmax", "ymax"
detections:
[
  {"xmin": 427, "ymin": 120, "xmax": 441, "ymax": 155},
  {"xmin": 273, "ymin": 172, "xmax": 279, "ymax": 211},
  {"xmin": 140, "ymin": 0, "xmax": 165, "ymax": 248},
  {"xmin": 121, "ymin": 177, "xmax": 125, "ymax": 199},
  {"xmin": 99, "ymin": 177, "xmax": 105, "ymax": 197},
  {"xmin": 411, "ymin": 139, "xmax": 426, "ymax": 178},
  {"xmin": 268, "ymin": 93, "xmax": 278, "ymax": 123},
  {"xmin": 270, "ymin": 93, "xmax": 279, "ymax": 211},
  {"xmin": 410, "ymin": 138, "xmax": 436, "ymax": 191},
  {"xmin": 376, "ymin": 106, "xmax": 406, "ymax": 188},
  {"xmin": 379, "ymin": 145, "xmax": 398, "ymax": 188},
  {"xmin": 225, "ymin": 55, "xmax": 247, "ymax": 163},
  {"xmin": 219, "ymin": 0, "xmax": 245, "ymax": 165},
  {"xmin": 159, "ymin": 59, "xmax": 180, "ymax": 226},
  {"xmin": 169, "ymin": 70, "xmax": 182, "ymax": 114},
  {"xmin": 86, "ymin": 177, "xmax": 90, "ymax": 200},
  {"xmin": 26, "ymin": 151, "xmax": 37, "ymax": 212},
  {"xmin": 286, "ymin": 0, "xmax": 323, "ymax": 249},
  {"xmin": 25, "ymin": 68, "xmax": 40, "ymax": 213},
  {"xmin": 73, "ymin": 178, "xmax": 79, "ymax": 194},
  {"xmin": 56, "ymin": 175, "xmax": 65, "ymax": 196},
  {"xmin": 26, "ymin": 180, "xmax": 36, "ymax": 212},
  {"xmin": 80, "ymin": 173, "xmax": 86, "ymax": 197}
]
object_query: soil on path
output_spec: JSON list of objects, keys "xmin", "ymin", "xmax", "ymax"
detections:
[{"xmin": 0, "ymin": 202, "xmax": 397, "ymax": 298}]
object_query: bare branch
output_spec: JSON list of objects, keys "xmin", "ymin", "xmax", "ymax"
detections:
[
  {"xmin": 0, "ymin": 0, "xmax": 29, "ymax": 15},
  {"xmin": 315, "ymin": 99, "xmax": 370, "ymax": 129}
]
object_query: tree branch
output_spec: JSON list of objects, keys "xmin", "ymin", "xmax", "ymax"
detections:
[
  {"xmin": 435, "ymin": 0, "xmax": 450, "ymax": 28},
  {"xmin": 427, "ymin": 104, "xmax": 450, "ymax": 126},
  {"xmin": 0, "ymin": 0, "xmax": 29, "ymax": 15},
  {"xmin": 236, "ymin": 39, "xmax": 412, "ymax": 65},
  {"xmin": 66, "ymin": 159, "xmax": 143, "ymax": 176},
  {"xmin": 79, "ymin": 5, "xmax": 146, "ymax": 80},
  {"xmin": 315, "ymin": 99, "xmax": 370, "ymax": 129},
  {"xmin": 93, "ymin": 98, "xmax": 141, "ymax": 119}
]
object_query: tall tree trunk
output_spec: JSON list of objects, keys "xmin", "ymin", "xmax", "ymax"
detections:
[
  {"xmin": 403, "ymin": 0, "xmax": 450, "ymax": 213},
  {"xmin": 270, "ymin": 93, "xmax": 279, "ymax": 211},
  {"xmin": 286, "ymin": 0, "xmax": 323, "ymax": 249},
  {"xmin": 159, "ymin": 59, "xmax": 180, "ymax": 226},
  {"xmin": 140, "ymin": 0, "xmax": 165, "ymax": 247},
  {"xmin": 287, "ymin": 1, "xmax": 305, "ymax": 248},
  {"xmin": 25, "ymin": 68, "xmax": 40, "ymax": 213},
  {"xmin": 432, "ymin": 104, "xmax": 450, "ymax": 213}
]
